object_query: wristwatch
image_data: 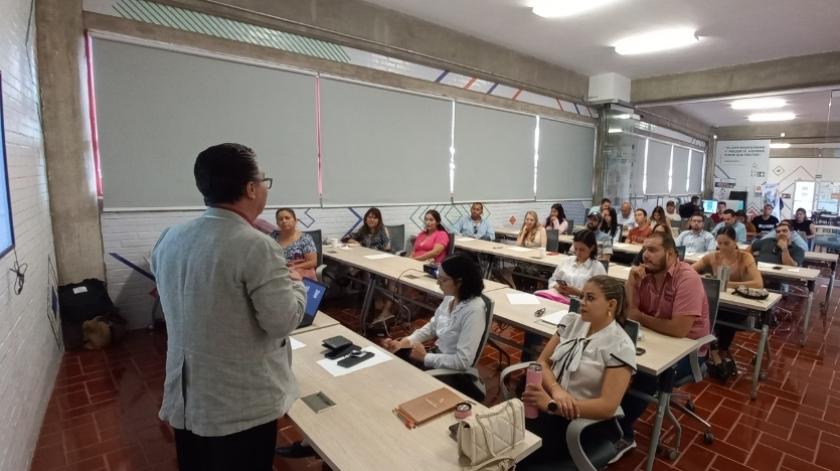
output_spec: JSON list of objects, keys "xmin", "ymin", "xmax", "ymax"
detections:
[{"xmin": 547, "ymin": 400, "xmax": 559, "ymax": 414}]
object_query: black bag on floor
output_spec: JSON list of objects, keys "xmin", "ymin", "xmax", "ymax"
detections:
[{"xmin": 58, "ymin": 278, "xmax": 117, "ymax": 350}]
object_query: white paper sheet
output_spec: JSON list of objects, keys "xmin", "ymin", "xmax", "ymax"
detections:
[
  {"xmin": 290, "ymin": 337, "xmax": 305, "ymax": 350},
  {"xmin": 757, "ymin": 262, "xmax": 778, "ymax": 269},
  {"xmin": 316, "ymin": 345, "xmax": 392, "ymax": 377},
  {"xmin": 455, "ymin": 237, "xmax": 477, "ymax": 242},
  {"xmin": 364, "ymin": 253, "xmax": 395, "ymax": 260},
  {"xmin": 507, "ymin": 247, "xmax": 532, "ymax": 252},
  {"xmin": 506, "ymin": 293, "xmax": 541, "ymax": 305},
  {"xmin": 538, "ymin": 310, "xmax": 570, "ymax": 326}
]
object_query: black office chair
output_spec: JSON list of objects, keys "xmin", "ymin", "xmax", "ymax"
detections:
[
  {"xmin": 303, "ymin": 229, "xmax": 328, "ymax": 281},
  {"xmin": 676, "ymin": 245, "xmax": 686, "ymax": 261},
  {"xmin": 600, "ymin": 259, "xmax": 610, "ymax": 271},
  {"xmin": 546, "ymin": 229, "xmax": 560, "ymax": 253},
  {"xmin": 386, "ymin": 224, "xmax": 405, "ymax": 254},
  {"xmin": 426, "ymin": 295, "xmax": 494, "ymax": 402},
  {"xmin": 566, "ymin": 219, "xmax": 575, "ymax": 235},
  {"xmin": 446, "ymin": 231, "xmax": 456, "ymax": 256}
]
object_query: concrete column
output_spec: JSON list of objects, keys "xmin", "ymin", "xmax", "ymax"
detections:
[
  {"xmin": 36, "ymin": 0, "xmax": 105, "ymax": 284},
  {"xmin": 592, "ymin": 111, "xmax": 608, "ymax": 204}
]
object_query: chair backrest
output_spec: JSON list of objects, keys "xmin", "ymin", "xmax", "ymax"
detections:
[
  {"xmin": 622, "ymin": 319, "xmax": 640, "ymax": 346},
  {"xmin": 671, "ymin": 226, "xmax": 680, "ymax": 238},
  {"xmin": 565, "ymin": 219, "xmax": 575, "ymax": 235},
  {"xmin": 676, "ymin": 245, "xmax": 686, "ymax": 261},
  {"xmin": 546, "ymin": 229, "xmax": 560, "ymax": 253},
  {"xmin": 568, "ymin": 296, "xmax": 581, "ymax": 314},
  {"xmin": 386, "ymin": 224, "xmax": 405, "ymax": 254},
  {"xmin": 446, "ymin": 231, "xmax": 456, "ymax": 256},
  {"xmin": 303, "ymin": 229, "xmax": 323, "ymax": 266},
  {"xmin": 472, "ymin": 295, "xmax": 495, "ymax": 367},
  {"xmin": 700, "ymin": 277, "xmax": 721, "ymax": 329},
  {"xmin": 600, "ymin": 259, "xmax": 610, "ymax": 271}
]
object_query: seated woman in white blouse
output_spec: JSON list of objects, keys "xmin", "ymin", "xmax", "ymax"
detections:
[
  {"xmin": 383, "ymin": 254, "xmax": 487, "ymax": 395},
  {"xmin": 519, "ymin": 275, "xmax": 636, "ymax": 470},
  {"xmin": 534, "ymin": 230, "xmax": 606, "ymax": 304}
]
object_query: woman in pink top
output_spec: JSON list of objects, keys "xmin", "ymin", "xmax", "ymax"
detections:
[{"xmin": 412, "ymin": 210, "xmax": 450, "ymax": 265}]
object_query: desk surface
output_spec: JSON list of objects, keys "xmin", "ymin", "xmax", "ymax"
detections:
[
  {"xmin": 485, "ymin": 288, "xmax": 700, "ymax": 376},
  {"xmin": 292, "ymin": 312, "xmax": 340, "ymax": 335},
  {"xmin": 289, "ymin": 324, "xmax": 541, "ymax": 471},
  {"xmin": 454, "ymin": 237, "xmax": 569, "ymax": 268},
  {"xmin": 324, "ymin": 245, "xmax": 509, "ymax": 295}
]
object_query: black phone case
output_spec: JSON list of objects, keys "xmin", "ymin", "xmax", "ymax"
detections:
[
  {"xmin": 337, "ymin": 350, "xmax": 374, "ymax": 368},
  {"xmin": 325, "ymin": 343, "xmax": 359, "ymax": 359},
  {"xmin": 322, "ymin": 335, "xmax": 352, "ymax": 351}
]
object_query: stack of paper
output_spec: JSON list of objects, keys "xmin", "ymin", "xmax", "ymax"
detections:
[
  {"xmin": 506, "ymin": 293, "xmax": 540, "ymax": 305},
  {"xmin": 538, "ymin": 310, "xmax": 570, "ymax": 326}
]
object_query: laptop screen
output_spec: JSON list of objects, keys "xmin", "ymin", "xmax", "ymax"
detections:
[{"xmin": 303, "ymin": 277, "xmax": 327, "ymax": 318}]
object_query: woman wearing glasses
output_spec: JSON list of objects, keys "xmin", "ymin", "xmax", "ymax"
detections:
[
  {"xmin": 274, "ymin": 208, "xmax": 318, "ymax": 279},
  {"xmin": 383, "ymin": 254, "xmax": 487, "ymax": 398}
]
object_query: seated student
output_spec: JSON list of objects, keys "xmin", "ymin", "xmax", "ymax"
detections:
[
  {"xmin": 626, "ymin": 209, "xmax": 652, "ymax": 244},
  {"xmin": 752, "ymin": 221, "xmax": 805, "ymax": 266},
  {"xmin": 665, "ymin": 200, "xmax": 682, "ymax": 224},
  {"xmin": 752, "ymin": 203, "xmax": 779, "ymax": 235},
  {"xmin": 585, "ymin": 211, "xmax": 613, "ymax": 261},
  {"xmin": 589, "ymin": 198, "xmax": 611, "ymax": 216},
  {"xmin": 679, "ymin": 196, "xmax": 701, "ymax": 219},
  {"xmin": 534, "ymin": 230, "xmax": 606, "ymax": 303},
  {"xmin": 412, "ymin": 209, "xmax": 450, "ymax": 265},
  {"xmin": 274, "ymin": 208, "xmax": 318, "ymax": 279},
  {"xmin": 452, "ymin": 202, "xmax": 495, "ymax": 240},
  {"xmin": 710, "ymin": 201, "xmax": 726, "ymax": 224},
  {"xmin": 616, "ymin": 202, "xmax": 636, "ymax": 230},
  {"xmin": 712, "ymin": 209, "xmax": 747, "ymax": 243},
  {"xmin": 791, "ymin": 207, "xmax": 816, "ymax": 246},
  {"xmin": 692, "ymin": 226, "xmax": 763, "ymax": 381},
  {"xmin": 518, "ymin": 275, "xmax": 635, "ymax": 470},
  {"xmin": 383, "ymin": 255, "xmax": 486, "ymax": 393},
  {"xmin": 545, "ymin": 203, "xmax": 569, "ymax": 234},
  {"xmin": 345, "ymin": 207, "xmax": 391, "ymax": 251},
  {"xmin": 600, "ymin": 207, "xmax": 621, "ymax": 243},
  {"xmin": 675, "ymin": 212, "xmax": 716, "ymax": 253},
  {"xmin": 612, "ymin": 231, "xmax": 710, "ymax": 461},
  {"xmin": 737, "ymin": 210, "xmax": 757, "ymax": 238},
  {"xmin": 517, "ymin": 210, "xmax": 547, "ymax": 248},
  {"xmin": 650, "ymin": 205, "xmax": 671, "ymax": 229},
  {"xmin": 758, "ymin": 221, "xmax": 809, "ymax": 252}
]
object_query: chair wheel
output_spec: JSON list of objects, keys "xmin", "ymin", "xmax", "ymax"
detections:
[
  {"xmin": 666, "ymin": 448, "xmax": 679, "ymax": 461},
  {"xmin": 759, "ymin": 371, "xmax": 768, "ymax": 380},
  {"xmin": 704, "ymin": 432, "xmax": 714, "ymax": 444},
  {"xmin": 685, "ymin": 400, "xmax": 696, "ymax": 412}
]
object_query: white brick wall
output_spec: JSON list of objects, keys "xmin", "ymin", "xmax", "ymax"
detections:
[
  {"xmin": 102, "ymin": 200, "xmax": 590, "ymax": 329},
  {"xmin": 0, "ymin": 0, "xmax": 62, "ymax": 469}
]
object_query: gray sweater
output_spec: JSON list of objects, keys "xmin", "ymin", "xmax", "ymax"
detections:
[{"xmin": 151, "ymin": 207, "xmax": 306, "ymax": 436}]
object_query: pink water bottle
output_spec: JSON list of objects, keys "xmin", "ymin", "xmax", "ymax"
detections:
[{"xmin": 525, "ymin": 363, "xmax": 543, "ymax": 419}]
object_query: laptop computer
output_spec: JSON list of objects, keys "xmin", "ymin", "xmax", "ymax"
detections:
[{"xmin": 299, "ymin": 277, "xmax": 327, "ymax": 328}]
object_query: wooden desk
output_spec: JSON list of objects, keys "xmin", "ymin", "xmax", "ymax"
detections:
[
  {"xmin": 454, "ymin": 237, "xmax": 570, "ymax": 270},
  {"xmin": 289, "ymin": 324, "xmax": 541, "ymax": 470},
  {"xmin": 494, "ymin": 226, "xmax": 520, "ymax": 240},
  {"xmin": 292, "ymin": 312, "xmax": 340, "ymax": 335}
]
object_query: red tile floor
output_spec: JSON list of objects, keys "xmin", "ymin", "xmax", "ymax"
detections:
[{"xmin": 31, "ymin": 265, "xmax": 840, "ymax": 471}]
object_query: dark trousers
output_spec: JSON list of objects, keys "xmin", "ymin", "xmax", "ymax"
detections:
[
  {"xmin": 174, "ymin": 420, "xmax": 277, "ymax": 471},
  {"xmin": 518, "ymin": 413, "xmax": 620, "ymax": 470},
  {"xmin": 618, "ymin": 356, "xmax": 695, "ymax": 439}
]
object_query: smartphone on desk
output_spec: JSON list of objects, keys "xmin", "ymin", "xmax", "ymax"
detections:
[{"xmin": 337, "ymin": 349, "xmax": 374, "ymax": 368}]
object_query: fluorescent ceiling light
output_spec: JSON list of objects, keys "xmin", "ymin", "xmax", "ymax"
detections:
[
  {"xmin": 730, "ymin": 97, "xmax": 787, "ymax": 110},
  {"xmin": 532, "ymin": 0, "xmax": 619, "ymax": 18},
  {"xmin": 608, "ymin": 128, "xmax": 623, "ymax": 133},
  {"xmin": 769, "ymin": 142, "xmax": 791, "ymax": 149},
  {"xmin": 748, "ymin": 112, "xmax": 796, "ymax": 122},
  {"xmin": 613, "ymin": 27, "xmax": 699, "ymax": 55}
]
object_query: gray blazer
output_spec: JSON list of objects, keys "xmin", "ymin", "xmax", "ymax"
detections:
[{"xmin": 151, "ymin": 207, "xmax": 306, "ymax": 437}]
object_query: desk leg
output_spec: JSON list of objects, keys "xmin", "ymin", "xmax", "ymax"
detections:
[
  {"xmin": 826, "ymin": 261, "xmax": 837, "ymax": 310},
  {"xmin": 359, "ymin": 274, "xmax": 378, "ymax": 336},
  {"xmin": 645, "ymin": 369, "xmax": 675, "ymax": 471},
  {"xmin": 801, "ymin": 282, "xmax": 814, "ymax": 347},
  {"xmin": 752, "ymin": 324, "xmax": 769, "ymax": 400}
]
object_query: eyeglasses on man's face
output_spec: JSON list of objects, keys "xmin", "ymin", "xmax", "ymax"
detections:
[{"xmin": 258, "ymin": 177, "xmax": 273, "ymax": 190}]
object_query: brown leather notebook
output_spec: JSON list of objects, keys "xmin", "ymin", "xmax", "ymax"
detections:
[{"xmin": 393, "ymin": 387, "xmax": 463, "ymax": 429}]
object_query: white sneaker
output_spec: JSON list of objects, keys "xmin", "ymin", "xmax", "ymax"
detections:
[{"xmin": 607, "ymin": 439, "xmax": 637, "ymax": 464}]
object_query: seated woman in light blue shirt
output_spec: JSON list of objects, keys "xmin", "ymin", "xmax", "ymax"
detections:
[
  {"xmin": 384, "ymin": 254, "xmax": 486, "ymax": 370},
  {"xmin": 452, "ymin": 202, "xmax": 495, "ymax": 240}
]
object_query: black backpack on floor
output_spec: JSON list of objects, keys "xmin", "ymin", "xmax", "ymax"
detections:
[{"xmin": 58, "ymin": 278, "xmax": 118, "ymax": 350}]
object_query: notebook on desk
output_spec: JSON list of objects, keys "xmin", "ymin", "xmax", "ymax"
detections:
[{"xmin": 393, "ymin": 387, "xmax": 463, "ymax": 429}]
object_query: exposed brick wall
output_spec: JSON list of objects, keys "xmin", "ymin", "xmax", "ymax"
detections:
[{"xmin": 0, "ymin": 0, "xmax": 62, "ymax": 469}]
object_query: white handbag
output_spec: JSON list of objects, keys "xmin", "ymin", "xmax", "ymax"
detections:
[{"xmin": 457, "ymin": 399, "xmax": 525, "ymax": 470}]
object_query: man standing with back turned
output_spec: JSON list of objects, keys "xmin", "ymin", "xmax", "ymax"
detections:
[{"xmin": 151, "ymin": 143, "xmax": 306, "ymax": 471}]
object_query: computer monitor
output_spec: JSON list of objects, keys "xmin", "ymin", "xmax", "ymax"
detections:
[
  {"xmin": 299, "ymin": 277, "xmax": 327, "ymax": 328},
  {"xmin": 702, "ymin": 200, "xmax": 717, "ymax": 213}
]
